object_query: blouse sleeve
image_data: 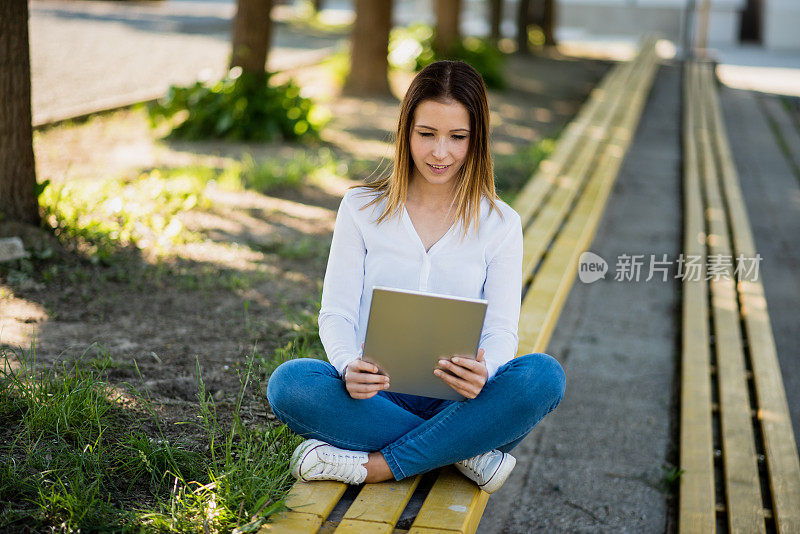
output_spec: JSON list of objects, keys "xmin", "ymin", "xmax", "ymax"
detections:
[
  {"xmin": 318, "ymin": 193, "xmax": 365, "ymax": 377},
  {"xmin": 479, "ymin": 212, "xmax": 523, "ymax": 380}
]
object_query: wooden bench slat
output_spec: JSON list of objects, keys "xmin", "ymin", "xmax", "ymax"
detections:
[
  {"xmin": 701, "ymin": 64, "xmax": 800, "ymax": 534},
  {"xmin": 333, "ymin": 476, "xmax": 421, "ymax": 532},
  {"xmin": 695, "ymin": 64, "xmax": 766, "ymax": 533},
  {"xmin": 266, "ymin": 480, "xmax": 350, "ymax": 533},
  {"xmin": 333, "ymin": 520, "xmax": 394, "ymax": 534},
  {"xmin": 678, "ymin": 62, "xmax": 716, "ymax": 534},
  {"xmin": 284, "ymin": 480, "xmax": 350, "ymax": 517},
  {"xmin": 260, "ymin": 511, "xmax": 326, "ymax": 533},
  {"xmin": 513, "ymin": 63, "xmax": 629, "ymax": 225},
  {"xmin": 517, "ymin": 45, "xmax": 659, "ymax": 354},
  {"xmin": 520, "ymin": 62, "xmax": 636, "ymax": 280},
  {"xmin": 407, "ymin": 467, "xmax": 489, "ymax": 534},
  {"xmin": 516, "ymin": 137, "xmax": 619, "ymax": 354}
]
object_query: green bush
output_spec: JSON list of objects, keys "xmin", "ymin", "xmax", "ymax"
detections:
[
  {"xmin": 148, "ymin": 68, "xmax": 330, "ymax": 142},
  {"xmin": 389, "ymin": 24, "xmax": 507, "ymax": 89}
]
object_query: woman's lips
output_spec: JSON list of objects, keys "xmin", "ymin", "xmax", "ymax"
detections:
[{"xmin": 427, "ymin": 163, "xmax": 451, "ymax": 175}]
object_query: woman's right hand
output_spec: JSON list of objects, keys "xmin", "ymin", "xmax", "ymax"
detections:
[{"xmin": 344, "ymin": 359, "xmax": 390, "ymax": 399}]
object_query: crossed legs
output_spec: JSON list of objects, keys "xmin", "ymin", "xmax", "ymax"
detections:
[{"xmin": 267, "ymin": 353, "xmax": 565, "ymax": 481}]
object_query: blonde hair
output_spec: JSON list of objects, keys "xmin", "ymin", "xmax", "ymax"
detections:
[{"xmin": 352, "ymin": 60, "xmax": 501, "ymax": 237}]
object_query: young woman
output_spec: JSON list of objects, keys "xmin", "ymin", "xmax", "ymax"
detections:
[{"xmin": 267, "ymin": 60, "xmax": 565, "ymax": 494}]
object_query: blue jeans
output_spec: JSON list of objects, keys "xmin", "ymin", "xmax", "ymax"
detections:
[{"xmin": 266, "ymin": 353, "xmax": 565, "ymax": 480}]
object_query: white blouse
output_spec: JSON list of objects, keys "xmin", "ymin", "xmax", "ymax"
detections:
[{"xmin": 318, "ymin": 187, "xmax": 523, "ymax": 381}]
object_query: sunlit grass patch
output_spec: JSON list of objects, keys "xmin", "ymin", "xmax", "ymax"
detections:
[
  {"xmin": 0, "ymin": 343, "xmax": 122, "ymax": 441},
  {"xmin": 0, "ymin": 342, "xmax": 141, "ymax": 529},
  {"xmin": 36, "ymin": 148, "xmax": 346, "ymax": 264},
  {"xmin": 320, "ymin": 48, "xmax": 351, "ymax": 88},
  {"xmin": 39, "ymin": 168, "xmax": 213, "ymax": 263},
  {"xmin": 232, "ymin": 147, "xmax": 344, "ymax": 193},
  {"xmin": 140, "ymin": 355, "xmax": 301, "ymax": 533},
  {"xmin": 0, "ymin": 341, "xmax": 302, "ymax": 532}
]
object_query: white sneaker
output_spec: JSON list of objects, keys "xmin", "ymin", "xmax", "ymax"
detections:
[
  {"xmin": 291, "ymin": 439, "xmax": 369, "ymax": 484},
  {"xmin": 454, "ymin": 450, "xmax": 516, "ymax": 494}
]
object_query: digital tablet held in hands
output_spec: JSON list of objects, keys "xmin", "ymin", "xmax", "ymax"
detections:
[{"xmin": 361, "ymin": 286, "xmax": 488, "ymax": 401}]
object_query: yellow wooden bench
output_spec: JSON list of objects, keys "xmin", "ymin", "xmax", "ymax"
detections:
[
  {"xmin": 261, "ymin": 37, "xmax": 660, "ymax": 534},
  {"xmin": 679, "ymin": 61, "xmax": 800, "ymax": 533}
]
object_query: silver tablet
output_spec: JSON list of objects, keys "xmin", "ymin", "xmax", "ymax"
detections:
[{"xmin": 361, "ymin": 286, "xmax": 488, "ymax": 401}]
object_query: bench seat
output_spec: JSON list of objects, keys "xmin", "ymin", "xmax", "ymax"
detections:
[
  {"xmin": 679, "ymin": 60, "xmax": 800, "ymax": 534},
  {"xmin": 262, "ymin": 37, "xmax": 661, "ymax": 534}
]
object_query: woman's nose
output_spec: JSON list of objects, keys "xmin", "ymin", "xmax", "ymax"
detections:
[{"xmin": 432, "ymin": 137, "xmax": 448, "ymax": 159}]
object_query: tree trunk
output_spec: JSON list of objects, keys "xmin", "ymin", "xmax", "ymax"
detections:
[
  {"xmin": 312, "ymin": 0, "xmax": 324, "ymax": 12},
  {"xmin": 0, "ymin": 0, "xmax": 39, "ymax": 226},
  {"xmin": 344, "ymin": 0, "xmax": 392, "ymax": 96},
  {"xmin": 230, "ymin": 0, "xmax": 274, "ymax": 76},
  {"xmin": 434, "ymin": 0, "xmax": 461, "ymax": 55},
  {"xmin": 543, "ymin": 0, "xmax": 556, "ymax": 46},
  {"xmin": 516, "ymin": 0, "xmax": 533, "ymax": 55},
  {"xmin": 489, "ymin": 0, "xmax": 503, "ymax": 45}
]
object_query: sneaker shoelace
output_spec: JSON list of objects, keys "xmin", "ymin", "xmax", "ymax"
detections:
[
  {"xmin": 459, "ymin": 450, "xmax": 497, "ymax": 480},
  {"xmin": 316, "ymin": 447, "xmax": 366, "ymax": 481}
]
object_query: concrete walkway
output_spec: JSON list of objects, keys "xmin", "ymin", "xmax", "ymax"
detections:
[
  {"xmin": 479, "ymin": 60, "xmax": 682, "ymax": 533},
  {"xmin": 478, "ymin": 55, "xmax": 800, "ymax": 532}
]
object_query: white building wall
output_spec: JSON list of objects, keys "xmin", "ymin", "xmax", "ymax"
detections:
[
  {"xmin": 556, "ymin": 0, "xmax": 748, "ymax": 47},
  {"xmin": 763, "ymin": 0, "xmax": 800, "ymax": 50}
]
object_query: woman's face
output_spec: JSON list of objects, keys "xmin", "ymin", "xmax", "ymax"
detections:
[{"xmin": 409, "ymin": 99, "xmax": 471, "ymax": 189}]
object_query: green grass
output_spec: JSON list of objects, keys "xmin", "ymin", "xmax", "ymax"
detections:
[
  {"xmin": 39, "ymin": 167, "xmax": 213, "ymax": 264},
  {"xmin": 657, "ymin": 464, "xmax": 684, "ymax": 494},
  {"xmin": 141, "ymin": 357, "xmax": 301, "ymax": 533},
  {"xmin": 493, "ymin": 136, "xmax": 557, "ymax": 200},
  {"xmin": 251, "ymin": 235, "xmax": 331, "ymax": 262},
  {"xmin": 33, "ymin": 148, "xmax": 346, "ymax": 269},
  {"xmin": 234, "ymin": 148, "xmax": 340, "ymax": 193},
  {"xmin": 0, "ymin": 339, "xmax": 302, "ymax": 532},
  {"xmin": 0, "ymin": 148, "xmax": 351, "ymax": 293}
]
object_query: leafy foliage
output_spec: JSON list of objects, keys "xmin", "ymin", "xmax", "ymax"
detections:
[
  {"xmin": 389, "ymin": 24, "xmax": 508, "ymax": 89},
  {"xmin": 147, "ymin": 68, "xmax": 330, "ymax": 142}
]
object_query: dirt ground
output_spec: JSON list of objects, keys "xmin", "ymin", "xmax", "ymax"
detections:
[{"xmin": 1, "ymin": 52, "xmax": 610, "ymax": 438}]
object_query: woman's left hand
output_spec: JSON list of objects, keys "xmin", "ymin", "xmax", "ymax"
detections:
[{"xmin": 434, "ymin": 348, "xmax": 488, "ymax": 399}]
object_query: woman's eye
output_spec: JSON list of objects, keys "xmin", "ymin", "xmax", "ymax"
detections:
[{"xmin": 416, "ymin": 132, "xmax": 466, "ymax": 139}]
